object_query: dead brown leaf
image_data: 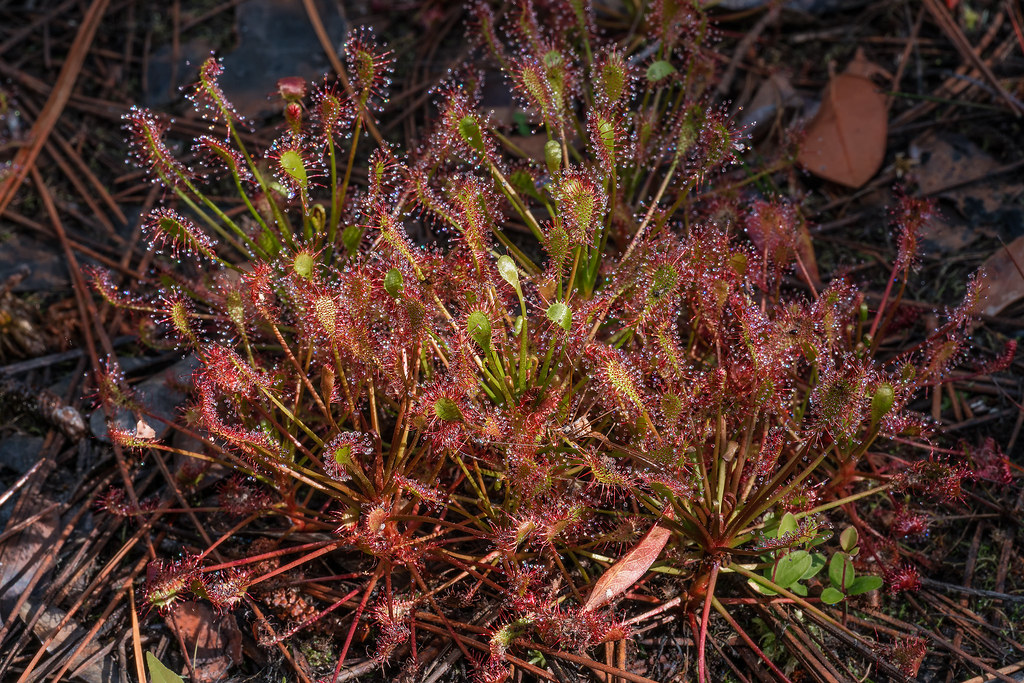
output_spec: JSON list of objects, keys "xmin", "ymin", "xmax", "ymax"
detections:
[
  {"xmin": 164, "ymin": 601, "xmax": 242, "ymax": 683},
  {"xmin": 797, "ymin": 57, "xmax": 888, "ymax": 188},
  {"xmin": 738, "ymin": 71, "xmax": 797, "ymax": 139},
  {"xmin": 912, "ymin": 131, "xmax": 1024, "ymax": 215},
  {"xmin": 980, "ymin": 236, "xmax": 1024, "ymax": 316},
  {"xmin": 583, "ymin": 523, "xmax": 672, "ymax": 612}
]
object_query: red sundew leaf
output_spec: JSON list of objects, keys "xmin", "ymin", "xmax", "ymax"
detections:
[
  {"xmin": 583, "ymin": 523, "xmax": 672, "ymax": 611},
  {"xmin": 797, "ymin": 64, "xmax": 887, "ymax": 189}
]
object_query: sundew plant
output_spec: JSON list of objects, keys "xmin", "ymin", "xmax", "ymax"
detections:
[{"xmin": 89, "ymin": 1, "xmax": 1012, "ymax": 680}]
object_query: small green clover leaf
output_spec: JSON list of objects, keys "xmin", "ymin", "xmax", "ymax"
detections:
[
  {"xmin": 839, "ymin": 526, "xmax": 858, "ymax": 553},
  {"xmin": 828, "ymin": 552, "xmax": 855, "ymax": 592},
  {"xmin": 847, "ymin": 575, "xmax": 883, "ymax": 595},
  {"xmin": 817, "ymin": 526, "xmax": 882, "ymax": 604},
  {"xmin": 778, "ymin": 512, "xmax": 798, "ymax": 538},
  {"xmin": 772, "ymin": 550, "xmax": 812, "ymax": 589}
]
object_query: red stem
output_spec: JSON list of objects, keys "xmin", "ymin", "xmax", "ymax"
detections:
[
  {"xmin": 697, "ymin": 562, "xmax": 720, "ymax": 683},
  {"xmin": 332, "ymin": 569, "xmax": 382, "ymax": 682}
]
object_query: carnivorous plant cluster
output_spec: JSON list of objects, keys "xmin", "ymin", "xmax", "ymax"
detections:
[{"xmin": 89, "ymin": 1, "xmax": 1013, "ymax": 680}]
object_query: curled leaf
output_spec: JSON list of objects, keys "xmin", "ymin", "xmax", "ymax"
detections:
[{"xmin": 584, "ymin": 523, "xmax": 671, "ymax": 611}]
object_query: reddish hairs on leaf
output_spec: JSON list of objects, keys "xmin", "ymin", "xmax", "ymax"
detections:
[
  {"xmin": 883, "ymin": 563, "xmax": 922, "ymax": 593},
  {"xmin": 554, "ymin": 168, "xmax": 606, "ymax": 247},
  {"xmin": 142, "ymin": 207, "xmax": 217, "ymax": 260},
  {"xmin": 345, "ymin": 27, "xmax": 394, "ymax": 112},
  {"xmin": 312, "ymin": 82, "xmax": 356, "ymax": 140},
  {"xmin": 218, "ymin": 477, "xmax": 271, "ymax": 517},
  {"xmin": 123, "ymin": 107, "xmax": 189, "ymax": 184},
  {"xmin": 891, "ymin": 191, "xmax": 932, "ymax": 272},
  {"xmin": 592, "ymin": 48, "xmax": 634, "ymax": 108},
  {"xmin": 143, "ymin": 555, "xmax": 203, "ymax": 613},
  {"xmin": 190, "ymin": 57, "xmax": 243, "ymax": 125},
  {"xmin": 85, "ymin": 266, "xmax": 144, "ymax": 310},
  {"xmin": 880, "ymin": 636, "xmax": 927, "ymax": 677},
  {"xmin": 891, "ymin": 504, "xmax": 930, "ymax": 539},
  {"xmin": 200, "ymin": 344, "xmax": 268, "ymax": 400},
  {"xmin": 194, "ymin": 134, "xmax": 251, "ymax": 181}
]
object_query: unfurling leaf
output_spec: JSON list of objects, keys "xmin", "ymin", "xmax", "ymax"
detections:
[
  {"xmin": 584, "ymin": 523, "xmax": 671, "ymax": 611},
  {"xmin": 544, "ymin": 139, "xmax": 562, "ymax": 175}
]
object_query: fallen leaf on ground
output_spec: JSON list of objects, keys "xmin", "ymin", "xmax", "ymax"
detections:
[
  {"xmin": 164, "ymin": 601, "xmax": 242, "ymax": 683},
  {"xmin": 797, "ymin": 55, "xmax": 888, "ymax": 188},
  {"xmin": 979, "ymin": 236, "xmax": 1024, "ymax": 316},
  {"xmin": 738, "ymin": 71, "xmax": 797, "ymax": 138},
  {"xmin": 584, "ymin": 523, "xmax": 672, "ymax": 611},
  {"xmin": 911, "ymin": 131, "xmax": 1024, "ymax": 215}
]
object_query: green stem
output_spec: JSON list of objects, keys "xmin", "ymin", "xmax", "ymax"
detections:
[
  {"xmin": 326, "ymin": 134, "xmax": 339, "ymax": 246},
  {"xmin": 228, "ymin": 122, "xmax": 292, "ymax": 245},
  {"xmin": 333, "ymin": 118, "xmax": 362, "ymax": 247}
]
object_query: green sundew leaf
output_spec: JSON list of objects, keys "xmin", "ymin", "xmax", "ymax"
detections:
[
  {"xmin": 829, "ymin": 552, "xmax": 855, "ymax": 591},
  {"xmin": 801, "ymin": 552, "xmax": 827, "ymax": 580},
  {"xmin": 467, "ymin": 311, "xmax": 492, "ymax": 349},
  {"xmin": 870, "ymin": 382, "xmax": 895, "ymax": 425},
  {"xmin": 497, "ymin": 255, "xmax": 520, "ymax": 291},
  {"xmin": 847, "ymin": 575, "xmax": 883, "ymax": 596},
  {"xmin": 278, "ymin": 149, "xmax": 308, "ymax": 189},
  {"xmin": 546, "ymin": 302, "xmax": 572, "ymax": 331},
  {"xmin": 600, "ymin": 59, "xmax": 626, "ymax": 103},
  {"xmin": 660, "ymin": 393, "xmax": 683, "ymax": 424},
  {"xmin": 342, "ymin": 224, "xmax": 362, "ymax": 253},
  {"xmin": 840, "ymin": 526, "xmax": 858, "ymax": 553},
  {"xmin": 293, "ymin": 252, "xmax": 315, "ymax": 279},
  {"xmin": 384, "ymin": 268, "xmax": 404, "ymax": 297},
  {"xmin": 773, "ymin": 550, "xmax": 811, "ymax": 589},
  {"xmin": 777, "ymin": 512, "xmax": 798, "ymax": 539},
  {"xmin": 458, "ymin": 115, "xmax": 485, "ymax": 152},
  {"xmin": 433, "ymin": 397, "xmax": 463, "ymax": 422},
  {"xmin": 646, "ymin": 60, "xmax": 676, "ymax": 83},
  {"xmin": 544, "ymin": 139, "xmax": 562, "ymax": 176},
  {"xmin": 820, "ymin": 587, "xmax": 846, "ymax": 605},
  {"xmin": 146, "ymin": 652, "xmax": 185, "ymax": 683}
]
